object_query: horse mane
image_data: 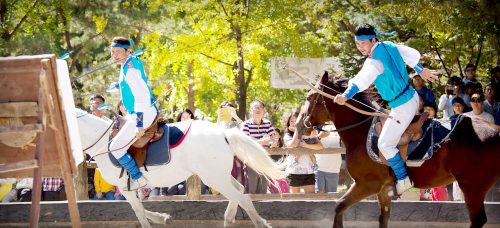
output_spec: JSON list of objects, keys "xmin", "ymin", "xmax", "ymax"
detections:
[{"xmin": 450, "ymin": 116, "xmax": 499, "ymax": 144}]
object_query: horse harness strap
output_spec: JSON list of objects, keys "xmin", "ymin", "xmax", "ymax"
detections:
[{"xmin": 315, "ymin": 116, "xmax": 373, "ymax": 133}]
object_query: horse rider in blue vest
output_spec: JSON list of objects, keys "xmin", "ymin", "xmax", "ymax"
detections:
[
  {"xmin": 109, "ymin": 36, "xmax": 158, "ymax": 190},
  {"xmin": 334, "ymin": 24, "xmax": 439, "ymax": 195}
]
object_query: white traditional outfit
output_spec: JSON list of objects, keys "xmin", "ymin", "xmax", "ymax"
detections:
[
  {"xmin": 109, "ymin": 41, "xmax": 157, "ymax": 184},
  {"xmin": 343, "ymin": 34, "xmax": 425, "ymax": 192}
]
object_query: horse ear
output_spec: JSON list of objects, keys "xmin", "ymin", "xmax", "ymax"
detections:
[{"xmin": 321, "ymin": 71, "xmax": 329, "ymax": 84}]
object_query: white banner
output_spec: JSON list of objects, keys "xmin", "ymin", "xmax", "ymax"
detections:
[{"xmin": 270, "ymin": 57, "xmax": 343, "ymax": 89}]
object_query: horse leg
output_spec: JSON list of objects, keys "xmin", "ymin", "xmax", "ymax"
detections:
[
  {"xmin": 119, "ymin": 189, "xmax": 152, "ymax": 228},
  {"xmin": 144, "ymin": 209, "xmax": 172, "ymax": 224},
  {"xmin": 376, "ymin": 184, "xmax": 393, "ymax": 228},
  {"xmin": 334, "ymin": 182, "xmax": 378, "ymax": 228},
  {"xmin": 224, "ymin": 177, "xmax": 245, "ymax": 226},
  {"xmin": 208, "ymin": 175, "xmax": 269, "ymax": 228},
  {"xmin": 460, "ymin": 182, "xmax": 489, "ymax": 228}
]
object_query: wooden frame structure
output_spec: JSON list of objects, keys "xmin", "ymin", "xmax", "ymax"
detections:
[{"xmin": 0, "ymin": 55, "xmax": 81, "ymax": 227}]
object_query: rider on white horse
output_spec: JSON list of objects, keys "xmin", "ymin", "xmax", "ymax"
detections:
[
  {"xmin": 334, "ymin": 24, "xmax": 439, "ymax": 195},
  {"xmin": 110, "ymin": 36, "xmax": 157, "ymax": 190}
]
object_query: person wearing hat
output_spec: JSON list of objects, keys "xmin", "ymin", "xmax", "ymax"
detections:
[
  {"xmin": 109, "ymin": 36, "xmax": 158, "ymax": 190},
  {"xmin": 464, "ymin": 93, "xmax": 494, "ymax": 122},
  {"xmin": 333, "ymin": 23, "xmax": 439, "ymax": 195}
]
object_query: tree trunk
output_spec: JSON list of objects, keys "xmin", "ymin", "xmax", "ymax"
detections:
[
  {"xmin": 234, "ymin": 25, "xmax": 247, "ymax": 119},
  {"xmin": 187, "ymin": 61, "xmax": 195, "ymax": 112}
]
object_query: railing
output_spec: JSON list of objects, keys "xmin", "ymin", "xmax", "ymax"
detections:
[{"xmin": 86, "ymin": 146, "xmax": 347, "ymax": 200}]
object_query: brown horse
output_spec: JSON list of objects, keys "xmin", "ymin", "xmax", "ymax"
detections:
[{"xmin": 295, "ymin": 72, "xmax": 500, "ymax": 228}]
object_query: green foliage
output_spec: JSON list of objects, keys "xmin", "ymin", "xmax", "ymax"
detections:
[{"xmin": 1, "ymin": 0, "xmax": 498, "ymax": 124}]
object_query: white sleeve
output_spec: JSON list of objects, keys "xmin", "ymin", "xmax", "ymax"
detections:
[
  {"xmin": 125, "ymin": 68, "xmax": 151, "ymax": 112},
  {"xmin": 438, "ymin": 94, "xmax": 449, "ymax": 111},
  {"xmin": 396, "ymin": 44, "xmax": 421, "ymax": 69},
  {"xmin": 349, "ymin": 58, "xmax": 383, "ymax": 92}
]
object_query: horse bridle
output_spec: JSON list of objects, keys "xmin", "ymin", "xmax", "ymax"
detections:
[{"xmin": 303, "ymin": 85, "xmax": 373, "ymax": 133}]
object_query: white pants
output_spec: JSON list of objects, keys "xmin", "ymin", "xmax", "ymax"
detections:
[
  {"xmin": 378, "ymin": 92, "xmax": 419, "ymax": 159},
  {"xmin": 110, "ymin": 105, "xmax": 157, "ymax": 158}
]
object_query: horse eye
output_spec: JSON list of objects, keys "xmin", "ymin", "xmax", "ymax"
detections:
[{"xmin": 306, "ymin": 96, "xmax": 310, "ymax": 101}]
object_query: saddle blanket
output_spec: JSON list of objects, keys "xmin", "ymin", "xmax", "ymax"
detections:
[
  {"xmin": 109, "ymin": 120, "xmax": 192, "ymax": 168},
  {"xmin": 366, "ymin": 115, "xmax": 465, "ymax": 166}
]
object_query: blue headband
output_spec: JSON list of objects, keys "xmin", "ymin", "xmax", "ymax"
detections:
[
  {"xmin": 355, "ymin": 35, "xmax": 376, "ymax": 41},
  {"xmin": 355, "ymin": 28, "xmax": 398, "ymax": 41},
  {"xmin": 111, "ymin": 43, "xmax": 130, "ymax": 49},
  {"xmin": 111, "ymin": 39, "xmax": 134, "ymax": 49}
]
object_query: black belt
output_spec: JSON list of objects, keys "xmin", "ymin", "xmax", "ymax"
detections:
[{"xmin": 385, "ymin": 84, "xmax": 410, "ymax": 103}]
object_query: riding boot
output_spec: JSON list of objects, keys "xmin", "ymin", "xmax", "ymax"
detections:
[
  {"xmin": 387, "ymin": 153, "xmax": 413, "ymax": 195},
  {"xmin": 117, "ymin": 153, "xmax": 148, "ymax": 190}
]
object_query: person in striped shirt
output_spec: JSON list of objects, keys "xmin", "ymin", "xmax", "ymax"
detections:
[{"xmin": 241, "ymin": 100, "xmax": 279, "ymax": 194}]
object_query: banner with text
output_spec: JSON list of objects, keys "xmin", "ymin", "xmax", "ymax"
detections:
[{"xmin": 270, "ymin": 57, "xmax": 343, "ymax": 89}]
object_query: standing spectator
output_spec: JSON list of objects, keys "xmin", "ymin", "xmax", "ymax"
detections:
[
  {"xmin": 41, "ymin": 177, "xmax": 66, "ymax": 201},
  {"xmin": 484, "ymin": 84, "xmax": 499, "ymax": 116},
  {"xmin": 217, "ymin": 101, "xmax": 245, "ymax": 192},
  {"xmin": 450, "ymin": 97, "xmax": 467, "ymax": 118},
  {"xmin": 173, "ymin": 108, "xmax": 210, "ymax": 195},
  {"xmin": 93, "ymin": 168, "xmax": 117, "ymax": 200},
  {"xmin": 438, "ymin": 76, "xmax": 470, "ymax": 119},
  {"xmin": 217, "ymin": 101, "xmax": 243, "ymax": 129},
  {"xmin": 464, "ymin": 93, "xmax": 494, "ymax": 122},
  {"xmin": 315, "ymin": 127, "xmax": 342, "ymax": 193},
  {"xmin": 462, "ymin": 63, "xmax": 482, "ymax": 89},
  {"xmin": 422, "ymin": 102, "xmax": 438, "ymax": 119},
  {"xmin": 413, "ymin": 73, "xmax": 436, "ymax": 107},
  {"xmin": 89, "ymin": 94, "xmax": 110, "ymax": 120},
  {"xmin": 241, "ymin": 100, "xmax": 278, "ymax": 194},
  {"xmin": 283, "ymin": 111, "xmax": 321, "ymax": 194},
  {"xmin": 490, "ymin": 65, "xmax": 500, "ymax": 102}
]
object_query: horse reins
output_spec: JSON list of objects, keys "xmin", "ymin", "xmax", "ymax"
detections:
[{"xmin": 288, "ymin": 68, "xmax": 396, "ymax": 121}]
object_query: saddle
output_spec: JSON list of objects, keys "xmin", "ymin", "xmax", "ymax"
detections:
[
  {"xmin": 374, "ymin": 112, "xmax": 428, "ymax": 165},
  {"xmin": 111, "ymin": 114, "xmax": 166, "ymax": 168}
]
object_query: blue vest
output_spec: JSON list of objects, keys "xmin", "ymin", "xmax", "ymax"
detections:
[
  {"xmin": 372, "ymin": 41, "xmax": 415, "ymax": 108},
  {"xmin": 119, "ymin": 56, "xmax": 155, "ymax": 114}
]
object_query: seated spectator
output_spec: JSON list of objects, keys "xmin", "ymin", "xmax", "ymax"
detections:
[
  {"xmin": 0, "ymin": 178, "xmax": 17, "ymax": 202},
  {"xmin": 315, "ymin": 126, "xmax": 342, "ymax": 193},
  {"xmin": 93, "ymin": 168, "xmax": 117, "ymax": 200},
  {"xmin": 464, "ymin": 93, "xmax": 494, "ymax": 122},
  {"xmin": 16, "ymin": 178, "xmax": 33, "ymax": 202},
  {"xmin": 439, "ymin": 76, "xmax": 470, "ymax": 119},
  {"xmin": 484, "ymin": 84, "xmax": 499, "ymax": 116},
  {"xmin": 241, "ymin": 100, "xmax": 278, "ymax": 194},
  {"xmin": 413, "ymin": 73, "xmax": 436, "ymax": 107},
  {"xmin": 41, "ymin": 177, "xmax": 66, "ymax": 201}
]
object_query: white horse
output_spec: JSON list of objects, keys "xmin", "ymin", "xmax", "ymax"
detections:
[{"xmin": 76, "ymin": 109, "xmax": 284, "ymax": 228}]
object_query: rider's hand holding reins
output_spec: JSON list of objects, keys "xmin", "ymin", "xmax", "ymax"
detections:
[
  {"xmin": 334, "ymin": 94, "xmax": 347, "ymax": 105},
  {"xmin": 419, "ymin": 68, "xmax": 439, "ymax": 83}
]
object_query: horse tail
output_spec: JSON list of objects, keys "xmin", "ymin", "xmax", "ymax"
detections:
[{"xmin": 224, "ymin": 128, "xmax": 286, "ymax": 181}]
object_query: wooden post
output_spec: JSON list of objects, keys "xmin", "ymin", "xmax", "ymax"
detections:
[
  {"xmin": 74, "ymin": 162, "xmax": 89, "ymax": 200},
  {"xmin": 186, "ymin": 175, "xmax": 201, "ymax": 200}
]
